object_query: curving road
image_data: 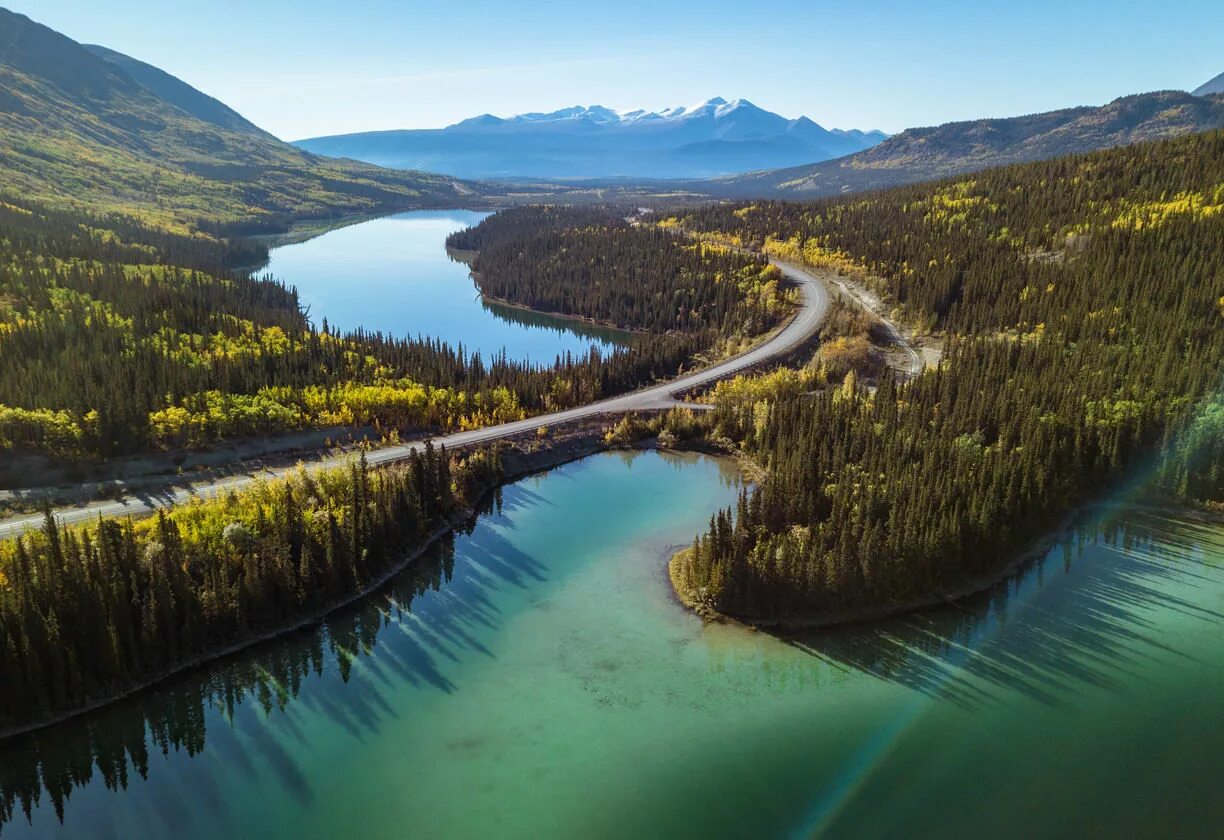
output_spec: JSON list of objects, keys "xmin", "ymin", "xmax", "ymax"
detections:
[{"xmin": 0, "ymin": 259, "xmax": 829, "ymax": 539}]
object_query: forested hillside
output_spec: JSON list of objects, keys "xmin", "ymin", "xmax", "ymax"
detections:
[
  {"xmin": 670, "ymin": 130, "xmax": 1224, "ymax": 621},
  {"xmin": 0, "ymin": 9, "xmax": 471, "ymax": 236},
  {"xmin": 450, "ymin": 207, "xmax": 789, "ymax": 335}
]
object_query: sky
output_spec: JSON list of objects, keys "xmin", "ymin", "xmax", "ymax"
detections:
[{"xmin": 9, "ymin": 0, "xmax": 1223, "ymax": 140}]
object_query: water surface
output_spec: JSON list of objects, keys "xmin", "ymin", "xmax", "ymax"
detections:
[
  {"xmin": 263, "ymin": 211, "xmax": 630, "ymax": 364},
  {"xmin": 2, "ymin": 453, "xmax": 1222, "ymax": 838}
]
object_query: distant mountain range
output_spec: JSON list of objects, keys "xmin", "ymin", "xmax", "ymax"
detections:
[
  {"xmin": 4, "ymin": 3, "xmax": 1223, "ymax": 216},
  {"xmin": 0, "ymin": 8, "xmax": 470, "ymax": 232},
  {"xmin": 703, "ymin": 90, "xmax": 1224, "ymax": 198},
  {"xmin": 295, "ymin": 99, "xmax": 888, "ymax": 180}
]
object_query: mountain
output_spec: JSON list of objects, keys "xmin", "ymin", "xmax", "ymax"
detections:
[
  {"xmin": 295, "ymin": 98, "xmax": 887, "ymax": 180},
  {"xmin": 0, "ymin": 8, "xmax": 472, "ymax": 234},
  {"xmin": 82, "ymin": 43, "xmax": 267, "ymax": 136},
  {"xmin": 1194, "ymin": 71, "xmax": 1224, "ymax": 97},
  {"xmin": 705, "ymin": 91, "xmax": 1224, "ymax": 198}
]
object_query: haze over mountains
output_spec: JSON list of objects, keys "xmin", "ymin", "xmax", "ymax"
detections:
[
  {"xmin": 295, "ymin": 99, "xmax": 888, "ymax": 180},
  {"xmin": 705, "ymin": 89, "xmax": 1224, "ymax": 197}
]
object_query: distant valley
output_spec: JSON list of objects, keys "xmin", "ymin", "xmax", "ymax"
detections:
[{"xmin": 294, "ymin": 98, "xmax": 887, "ymax": 180}]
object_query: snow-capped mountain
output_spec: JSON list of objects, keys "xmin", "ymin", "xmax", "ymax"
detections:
[{"xmin": 295, "ymin": 98, "xmax": 887, "ymax": 180}]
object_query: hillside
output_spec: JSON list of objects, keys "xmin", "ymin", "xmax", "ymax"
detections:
[
  {"xmin": 0, "ymin": 8, "xmax": 472, "ymax": 234},
  {"xmin": 82, "ymin": 43, "xmax": 267, "ymax": 136},
  {"xmin": 296, "ymin": 98, "xmax": 887, "ymax": 180},
  {"xmin": 1194, "ymin": 71, "xmax": 1224, "ymax": 96},
  {"xmin": 705, "ymin": 91, "xmax": 1224, "ymax": 198}
]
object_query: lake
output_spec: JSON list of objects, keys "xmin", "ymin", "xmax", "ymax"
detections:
[
  {"xmin": 1, "ymin": 452, "xmax": 1221, "ymax": 838},
  {"xmin": 261, "ymin": 211, "xmax": 630, "ymax": 365}
]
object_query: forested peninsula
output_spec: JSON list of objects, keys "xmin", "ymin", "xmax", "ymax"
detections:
[
  {"xmin": 668, "ymin": 130, "xmax": 1224, "ymax": 623},
  {"xmin": 449, "ymin": 206, "xmax": 790, "ymax": 337},
  {"xmin": 0, "ymin": 446, "xmax": 501, "ymax": 734}
]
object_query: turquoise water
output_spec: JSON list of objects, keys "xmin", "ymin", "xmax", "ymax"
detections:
[
  {"xmin": 1, "ymin": 452, "xmax": 1222, "ymax": 838},
  {"xmin": 263, "ymin": 210, "xmax": 629, "ymax": 365}
]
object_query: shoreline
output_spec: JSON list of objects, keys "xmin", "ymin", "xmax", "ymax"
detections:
[
  {"xmin": 448, "ymin": 245, "xmax": 649, "ymax": 336},
  {"xmin": 234, "ymin": 206, "xmax": 450, "ymax": 274},
  {"xmin": 0, "ymin": 425, "xmax": 637, "ymax": 744},
  {"xmin": 10, "ymin": 427, "xmax": 1214, "ymax": 741},
  {"xmin": 477, "ymin": 290, "xmax": 651, "ymax": 336},
  {"xmin": 667, "ymin": 501, "xmax": 1151, "ymax": 632}
]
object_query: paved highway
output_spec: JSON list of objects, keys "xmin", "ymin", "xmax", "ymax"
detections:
[{"xmin": 0, "ymin": 259, "xmax": 830, "ymax": 539}]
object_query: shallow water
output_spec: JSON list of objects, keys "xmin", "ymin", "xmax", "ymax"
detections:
[
  {"xmin": 262, "ymin": 210, "xmax": 630, "ymax": 364},
  {"xmin": 2, "ymin": 452, "xmax": 1222, "ymax": 838}
]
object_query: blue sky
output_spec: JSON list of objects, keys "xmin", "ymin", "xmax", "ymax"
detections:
[{"xmin": 10, "ymin": 0, "xmax": 1222, "ymax": 139}]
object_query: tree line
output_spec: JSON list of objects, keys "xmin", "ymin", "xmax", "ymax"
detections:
[{"xmin": 0, "ymin": 473, "xmax": 1196, "ymax": 831}]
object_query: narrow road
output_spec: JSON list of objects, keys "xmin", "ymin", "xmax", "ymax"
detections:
[
  {"xmin": 0, "ymin": 259, "xmax": 830, "ymax": 539},
  {"xmin": 818, "ymin": 271, "xmax": 923, "ymax": 378},
  {"xmin": 877, "ymin": 310, "xmax": 923, "ymax": 378}
]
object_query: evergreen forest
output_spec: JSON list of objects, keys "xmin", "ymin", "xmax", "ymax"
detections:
[{"xmin": 670, "ymin": 130, "xmax": 1224, "ymax": 620}]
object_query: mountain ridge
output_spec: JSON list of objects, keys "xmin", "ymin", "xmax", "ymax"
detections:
[
  {"xmin": 0, "ymin": 7, "xmax": 471, "ymax": 233},
  {"xmin": 82, "ymin": 43, "xmax": 268, "ymax": 136},
  {"xmin": 702, "ymin": 90, "xmax": 1224, "ymax": 197},
  {"xmin": 295, "ymin": 99, "xmax": 887, "ymax": 180}
]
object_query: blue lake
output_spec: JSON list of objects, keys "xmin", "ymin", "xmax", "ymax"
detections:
[
  {"xmin": 263, "ymin": 210, "xmax": 630, "ymax": 365},
  {"xmin": 2, "ymin": 451, "xmax": 1222, "ymax": 838}
]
